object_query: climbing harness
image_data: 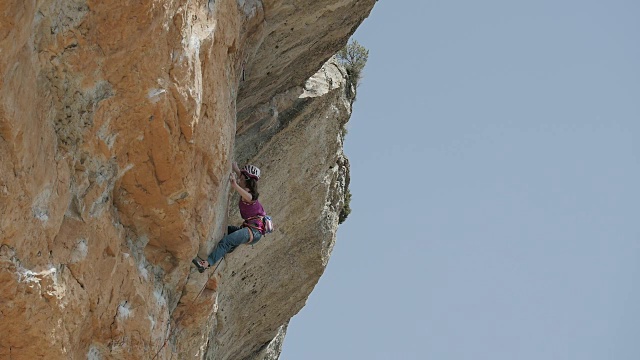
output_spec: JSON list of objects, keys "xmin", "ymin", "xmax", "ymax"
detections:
[{"xmin": 242, "ymin": 215, "xmax": 274, "ymax": 236}]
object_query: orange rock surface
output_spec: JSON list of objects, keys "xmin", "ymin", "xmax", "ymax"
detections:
[{"xmin": 0, "ymin": 1, "xmax": 375, "ymax": 358}]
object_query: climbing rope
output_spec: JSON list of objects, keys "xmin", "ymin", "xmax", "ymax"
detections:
[{"xmin": 151, "ymin": 257, "xmax": 225, "ymax": 360}]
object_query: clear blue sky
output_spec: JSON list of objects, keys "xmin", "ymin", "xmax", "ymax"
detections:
[{"xmin": 281, "ymin": 1, "xmax": 639, "ymax": 359}]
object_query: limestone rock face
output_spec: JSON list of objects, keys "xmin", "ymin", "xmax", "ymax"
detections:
[
  {"xmin": 0, "ymin": 1, "xmax": 373, "ymax": 359},
  {"xmin": 211, "ymin": 58, "xmax": 352, "ymax": 360}
]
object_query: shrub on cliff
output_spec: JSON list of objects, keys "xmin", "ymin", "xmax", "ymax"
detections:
[
  {"xmin": 338, "ymin": 188, "xmax": 352, "ymax": 224},
  {"xmin": 337, "ymin": 39, "xmax": 369, "ymax": 90}
]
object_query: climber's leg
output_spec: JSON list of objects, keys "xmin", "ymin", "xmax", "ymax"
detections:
[
  {"xmin": 207, "ymin": 227, "xmax": 251, "ymax": 266},
  {"xmin": 227, "ymin": 225, "xmax": 242, "ymax": 236}
]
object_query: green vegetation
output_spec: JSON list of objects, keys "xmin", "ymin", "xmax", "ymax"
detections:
[
  {"xmin": 335, "ymin": 39, "xmax": 366, "ymax": 224},
  {"xmin": 338, "ymin": 188, "xmax": 352, "ymax": 224},
  {"xmin": 336, "ymin": 39, "xmax": 369, "ymax": 91}
]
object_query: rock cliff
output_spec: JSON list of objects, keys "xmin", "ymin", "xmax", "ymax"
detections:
[{"xmin": 0, "ymin": 0, "xmax": 374, "ymax": 359}]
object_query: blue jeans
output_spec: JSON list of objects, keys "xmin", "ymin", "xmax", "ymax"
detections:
[{"xmin": 207, "ymin": 226, "xmax": 262, "ymax": 266}]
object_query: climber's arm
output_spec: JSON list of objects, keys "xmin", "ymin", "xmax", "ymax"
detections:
[
  {"xmin": 232, "ymin": 161, "xmax": 242, "ymax": 178},
  {"xmin": 230, "ymin": 172, "xmax": 253, "ymax": 202}
]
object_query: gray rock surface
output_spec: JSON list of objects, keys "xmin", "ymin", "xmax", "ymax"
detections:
[{"xmin": 209, "ymin": 58, "xmax": 353, "ymax": 360}]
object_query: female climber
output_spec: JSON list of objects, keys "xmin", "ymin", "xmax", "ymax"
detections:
[{"xmin": 192, "ymin": 163, "xmax": 266, "ymax": 273}]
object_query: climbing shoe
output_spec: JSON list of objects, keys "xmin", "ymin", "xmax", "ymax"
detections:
[{"xmin": 192, "ymin": 258, "xmax": 209, "ymax": 273}]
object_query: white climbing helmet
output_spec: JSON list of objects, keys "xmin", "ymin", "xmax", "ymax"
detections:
[{"xmin": 241, "ymin": 164, "xmax": 261, "ymax": 180}]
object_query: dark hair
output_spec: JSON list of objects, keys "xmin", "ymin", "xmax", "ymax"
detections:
[{"xmin": 245, "ymin": 176, "xmax": 259, "ymax": 201}]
